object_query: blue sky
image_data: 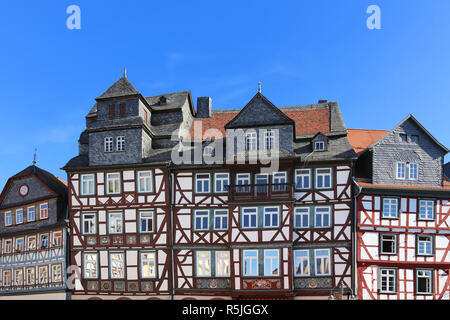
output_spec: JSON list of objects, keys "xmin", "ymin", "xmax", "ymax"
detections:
[{"xmin": 0, "ymin": 0, "xmax": 449, "ymax": 187}]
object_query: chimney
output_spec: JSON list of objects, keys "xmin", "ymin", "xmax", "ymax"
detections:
[
  {"xmin": 318, "ymin": 99, "xmax": 328, "ymax": 104},
  {"xmin": 197, "ymin": 97, "xmax": 212, "ymax": 118}
]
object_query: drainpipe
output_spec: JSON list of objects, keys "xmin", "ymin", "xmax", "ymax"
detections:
[
  {"xmin": 352, "ymin": 176, "xmax": 362, "ymax": 299},
  {"xmin": 168, "ymin": 166, "xmax": 175, "ymax": 300}
]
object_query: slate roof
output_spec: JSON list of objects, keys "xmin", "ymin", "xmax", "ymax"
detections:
[
  {"xmin": 96, "ymin": 76, "xmax": 140, "ymax": 100},
  {"xmin": 444, "ymin": 162, "xmax": 450, "ymax": 180},
  {"xmin": 347, "ymin": 129, "xmax": 389, "ymax": 155},
  {"xmin": 145, "ymin": 91, "xmax": 191, "ymax": 111}
]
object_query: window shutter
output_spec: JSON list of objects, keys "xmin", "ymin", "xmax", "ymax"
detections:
[
  {"xmin": 120, "ymin": 103, "xmax": 126, "ymax": 116},
  {"xmin": 109, "ymin": 104, "xmax": 115, "ymax": 117}
]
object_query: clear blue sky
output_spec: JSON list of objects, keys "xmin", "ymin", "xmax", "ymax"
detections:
[{"xmin": 0, "ymin": 0, "xmax": 449, "ymax": 187}]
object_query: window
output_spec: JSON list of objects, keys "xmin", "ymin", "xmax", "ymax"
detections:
[
  {"xmin": 315, "ymin": 168, "xmax": 332, "ymax": 189},
  {"xmin": 236, "ymin": 173, "xmax": 251, "ymax": 192},
  {"xmin": 14, "ymin": 269, "xmax": 23, "ymax": 286},
  {"xmin": 141, "ymin": 252, "xmax": 157, "ymax": 278},
  {"xmin": 26, "ymin": 267, "xmax": 35, "ymax": 285},
  {"xmin": 143, "ymin": 110, "xmax": 148, "ymax": 123},
  {"xmin": 264, "ymin": 250, "xmax": 279, "ymax": 276},
  {"xmin": 294, "ymin": 207, "xmax": 310, "ymax": 229},
  {"xmin": 243, "ymin": 250, "xmax": 258, "ymax": 276},
  {"xmin": 314, "ymin": 141, "xmax": 326, "ymax": 151},
  {"xmin": 215, "ymin": 251, "xmax": 230, "ymax": 277},
  {"xmin": 15, "ymin": 238, "xmax": 24, "ymax": 252},
  {"xmin": 396, "ymin": 162, "xmax": 406, "ymax": 179},
  {"xmin": 109, "ymin": 104, "xmax": 115, "ymax": 117},
  {"xmin": 108, "ymin": 212, "xmax": 123, "ymax": 234},
  {"xmin": 5, "ymin": 211, "xmax": 12, "ymax": 226},
  {"xmin": 119, "ymin": 103, "xmax": 126, "ymax": 116},
  {"xmin": 203, "ymin": 145, "xmax": 214, "ymax": 157},
  {"xmin": 263, "ymin": 207, "xmax": 279, "ymax": 228},
  {"xmin": 106, "ymin": 173, "xmax": 121, "ymax": 194},
  {"xmin": 399, "ymin": 133, "xmax": 408, "ymax": 142},
  {"xmin": 419, "ymin": 200, "xmax": 434, "ymax": 220},
  {"xmin": 27, "ymin": 236, "xmax": 36, "ymax": 251},
  {"xmin": 380, "ymin": 234, "xmax": 397, "ymax": 255},
  {"xmin": 196, "ymin": 251, "xmax": 211, "ymax": 277},
  {"xmin": 255, "ymin": 174, "xmax": 269, "ymax": 194},
  {"xmin": 52, "ymin": 264, "xmax": 62, "ymax": 283},
  {"xmin": 295, "ymin": 169, "xmax": 311, "ymax": 190},
  {"xmin": 382, "ymin": 198, "xmax": 398, "ymax": 218},
  {"xmin": 38, "ymin": 265, "xmax": 48, "ymax": 284},
  {"xmin": 272, "ymin": 172, "xmax": 287, "ymax": 192},
  {"xmin": 83, "ymin": 253, "xmax": 98, "ymax": 279},
  {"xmin": 409, "ymin": 163, "xmax": 418, "ymax": 180},
  {"xmin": 15, "ymin": 209, "xmax": 23, "ymax": 224},
  {"xmin": 40, "ymin": 234, "xmax": 49, "ymax": 249},
  {"xmin": 315, "ymin": 249, "xmax": 331, "ymax": 276},
  {"xmin": 194, "ymin": 210, "xmax": 209, "ymax": 231},
  {"xmin": 242, "ymin": 207, "xmax": 257, "ymax": 229},
  {"xmin": 80, "ymin": 174, "xmax": 95, "ymax": 196},
  {"xmin": 52, "ymin": 231, "xmax": 63, "ymax": 247},
  {"xmin": 416, "ymin": 270, "xmax": 433, "ymax": 294},
  {"xmin": 263, "ymin": 130, "xmax": 275, "ymax": 150},
  {"xmin": 27, "ymin": 206, "xmax": 35, "ymax": 222},
  {"xmin": 195, "ymin": 173, "xmax": 210, "ymax": 194},
  {"xmin": 245, "ymin": 132, "xmax": 257, "ymax": 151},
  {"xmin": 294, "ymin": 250, "xmax": 310, "ymax": 276},
  {"xmin": 116, "ymin": 136, "xmax": 125, "ymax": 152},
  {"xmin": 137, "ymin": 171, "xmax": 153, "ymax": 193},
  {"xmin": 214, "ymin": 210, "xmax": 228, "ymax": 230},
  {"xmin": 139, "ymin": 211, "xmax": 154, "ymax": 233},
  {"xmin": 2, "ymin": 270, "xmax": 11, "ymax": 287},
  {"xmin": 104, "ymin": 137, "xmax": 113, "ymax": 153},
  {"xmin": 380, "ymin": 268, "xmax": 396, "ymax": 293},
  {"xmin": 4, "ymin": 239, "xmax": 12, "ymax": 254},
  {"xmin": 214, "ymin": 173, "xmax": 229, "ymax": 193},
  {"xmin": 315, "ymin": 206, "xmax": 331, "ymax": 228},
  {"xmin": 417, "ymin": 236, "xmax": 433, "ymax": 256},
  {"xmin": 82, "ymin": 213, "xmax": 96, "ymax": 235},
  {"xmin": 411, "ymin": 135, "xmax": 419, "ymax": 143},
  {"xmin": 39, "ymin": 203, "xmax": 48, "ymax": 219},
  {"xmin": 110, "ymin": 253, "xmax": 125, "ymax": 279}
]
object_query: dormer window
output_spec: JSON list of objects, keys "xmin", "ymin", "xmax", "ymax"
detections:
[
  {"xmin": 399, "ymin": 134, "xmax": 407, "ymax": 142},
  {"xmin": 314, "ymin": 141, "xmax": 326, "ymax": 151},
  {"xmin": 119, "ymin": 103, "xmax": 126, "ymax": 116},
  {"xmin": 312, "ymin": 133, "xmax": 327, "ymax": 152},
  {"xmin": 159, "ymin": 96, "xmax": 167, "ymax": 105}
]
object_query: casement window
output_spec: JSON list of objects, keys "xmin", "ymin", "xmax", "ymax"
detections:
[
  {"xmin": 264, "ymin": 250, "xmax": 280, "ymax": 276},
  {"xmin": 263, "ymin": 129, "xmax": 275, "ymax": 150},
  {"xmin": 295, "ymin": 169, "xmax": 311, "ymax": 190},
  {"xmin": 110, "ymin": 253, "xmax": 125, "ymax": 279},
  {"xmin": 411, "ymin": 135, "xmax": 419, "ymax": 143},
  {"xmin": 417, "ymin": 235, "xmax": 434, "ymax": 256},
  {"xmin": 314, "ymin": 249, "xmax": 331, "ymax": 276},
  {"xmin": 40, "ymin": 234, "xmax": 49, "ymax": 249},
  {"xmin": 140, "ymin": 252, "xmax": 157, "ymax": 279},
  {"xmin": 242, "ymin": 207, "xmax": 258, "ymax": 229},
  {"xmin": 243, "ymin": 250, "xmax": 258, "ymax": 276},
  {"xmin": 119, "ymin": 103, "xmax": 126, "ymax": 116},
  {"xmin": 315, "ymin": 168, "xmax": 332, "ymax": 189},
  {"xmin": 15, "ymin": 238, "xmax": 24, "ymax": 252},
  {"xmin": 80, "ymin": 174, "xmax": 95, "ymax": 196},
  {"xmin": 272, "ymin": 172, "xmax": 287, "ymax": 192},
  {"xmin": 25, "ymin": 267, "xmax": 35, "ymax": 285},
  {"xmin": 196, "ymin": 251, "xmax": 211, "ymax": 277},
  {"xmin": 214, "ymin": 173, "xmax": 229, "ymax": 193},
  {"xmin": 382, "ymin": 198, "xmax": 399, "ymax": 219},
  {"xmin": 14, "ymin": 269, "xmax": 23, "ymax": 286},
  {"xmin": 294, "ymin": 250, "xmax": 310, "ymax": 276},
  {"xmin": 416, "ymin": 269, "xmax": 433, "ymax": 295},
  {"xmin": 82, "ymin": 213, "xmax": 97, "ymax": 235},
  {"xmin": 419, "ymin": 200, "xmax": 435, "ymax": 220},
  {"xmin": 380, "ymin": 268, "xmax": 397, "ymax": 294},
  {"xmin": 195, "ymin": 173, "xmax": 211, "ymax": 194},
  {"xmin": 104, "ymin": 137, "xmax": 114, "ymax": 153},
  {"xmin": 106, "ymin": 173, "xmax": 121, "ymax": 194},
  {"xmin": 294, "ymin": 207, "xmax": 310, "ymax": 229},
  {"xmin": 396, "ymin": 162, "xmax": 406, "ymax": 179},
  {"xmin": 27, "ymin": 236, "xmax": 36, "ymax": 251},
  {"xmin": 215, "ymin": 251, "xmax": 230, "ymax": 277},
  {"xmin": 245, "ymin": 131, "xmax": 257, "ymax": 151},
  {"xmin": 399, "ymin": 133, "xmax": 408, "ymax": 142},
  {"xmin": 109, "ymin": 104, "xmax": 115, "ymax": 117},
  {"xmin": 214, "ymin": 210, "xmax": 228, "ymax": 230},
  {"xmin": 315, "ymin": 206, "xmax": 331, "ymax": 228},
  {"xmin": 38, "ymin": 265, "xmax": 48, "ymax": 284},
  {"xmin": 5, "ymin": 211, "xmax": 12, "ymax": 226},
  {"xmin": 16, "ymin": 209, "xmax": 24, "ymax": 224},
  {"xmin": 51, "ymin": 264, "xmax": 62, "ymax": 283},
  {"xmin": 4, "ymin": 239, "xmax": 12, "ymax": 254},
  {"xmin": 409, "ymin": 163, "xmax": 418, "ymax": 180},
  {"xmin": 39, "ymin": 203, "xmax": 48, "ymax": 220},
  {"xmin": 314, "ymin": 141, "xmax": 326, "ymax": 151},
  {"xmin": 2, "ymin": 270, "xmax": 11, "ymax": 287},
  {"xmin": 194, "ymin": 210, "xmax": 209, "ymax": 231},
  {"xmin": 380, "ymin": 234, "xmax": 397, "ymax": 255},
  {"xmin": 27, "ymin": 206, "xmax": 35, "ymax": 222},
  {"xmin": 108, "ymin": 212, "xmax": 123, "ymax": 234},
  {"xmin": 83, "ymin": 253, "xmax": 98, "ymax": 279},
  {"xmin": 143, "ymin": 110, "xmax": 148, "ymax": 123},
  {"xmin": 396, "ymin": 162, "xmax": 419, "ymax": 180},
  {"xmin": 263, "ymin": 207, "xmax": 279, "ymax": 228},
  {"xmin": 52, "ymin": 231, "xmax": 63, "ymax": 247},
  {"xmin": 139, "ymin": 210, "xmax": 154, "ymax": 233},
  {"xmin": 255, "ymin": 174, "xmax": 269, "ymax": 194},
  {"xmin": 137, "ymin": 171, "xmax": 153, "ymax": 193},
  {"xmin": 116, "ymin": 136, "xmax": 125, "ymax": 152},
  {"xmin": 236, "ymin": 173, "xmax": 251, "ymax": 192}
]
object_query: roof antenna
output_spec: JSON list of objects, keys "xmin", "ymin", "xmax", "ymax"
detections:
[
  {"xmin": 258, "ymin": 82, "xmax": 261, "ymax": 93},
  {"xmin": 124, "ymin": 68, "xmax": 127, "ymax": 78},
  {"xmin": 32, "ymin": 148, "xmax": 37, "ymax": 166}
]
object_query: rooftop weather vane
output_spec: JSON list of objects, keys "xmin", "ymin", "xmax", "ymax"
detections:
[
  {"xmin": 124, "ymin": 68, "xmax": 127, "ymax": 78},
  {"xmin": 32, "ymin": 148, "xmax": 37, "ymax": 165},
  {"xmin": 258, "ymin": 82, "xmax": 261, "ymax": 93}
]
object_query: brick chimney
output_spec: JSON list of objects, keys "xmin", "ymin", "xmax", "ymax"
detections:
[{"xmin": 197, "ymin": 97, "xmax": 212, "ymax": 118}]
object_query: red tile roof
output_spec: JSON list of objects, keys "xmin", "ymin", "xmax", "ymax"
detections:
[
  {"xmin": 189, "ymin": 107, "xmax": 331, "ymax": 140},
  {"xmin": 347, "ymin": 129, "xmax": 389, "ymax": 155}
]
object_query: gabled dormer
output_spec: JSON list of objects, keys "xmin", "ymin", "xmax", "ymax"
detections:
[{"xmin": 311, "ymin": 132, "xmax": 328, "ymax": 152}]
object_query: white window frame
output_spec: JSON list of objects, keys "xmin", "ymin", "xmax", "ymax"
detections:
[
  {"xmin": 236, "ymin": 173, "xmax": 251, "ymax": 186},
  {"xmin": 106, "ymin": 172, "xmax": 121, "ymax": 195},
  {"xmin": 315, "ymin": 168, "xmax": 332, "ymax": 189},
  {"xmin": 80, "ymin": 174, "xmax": 95, "ymax": 196},
  {"xmin": 263, "ymin": 206, "xmax": 279, "ymax": 228},
  {"xmin": 83, "ymin": 253, "xmax": 99, "ymax": 279},
  {"xmin": 215, "ymin": 251, "xmax": 230, "ymax": 277},
  {"xmin": 245, "ymin": 131, "xmax": 257, "ymax": 151},
  {"xmin": 109, "ymin": 252, "xmax": 125, "ymax": 279},
  {"xmin": 243, "ymin": 250, "xmax": 258, "ymax": 277},
  {"xmin": 5, "ymin": 211, "xmax": 12, "ymax": 226},
  {"xmin": 242, "ymin": 207, "xmax": 258, "ymax": 229},
  {"xmin": 380, "ymin": 268, "xmax": 397, "ymax": 294},
  {"xmin": 417, "ymin": 235, "xmax": 433, "ymax": 256},
  {"xmin": 116, "ymin": 136, "xmax": 125, "ymax": 152},
  {"xmin": 139, "ymin": 210, "xmax": 154, "ymax": 233},
  {"xmin": 419, "ymin": 200, "xmax": 434, "ymax": 220},
  {"xmin": 295, "ymin": 169, "xmax": 311, "ymax": 190},
  {"xmin": 195, "ymin": 173, "xmax": 211, "ymax": 194},
  {"xmin": 196, "ymin": 251, "xmax": 211, "ymax": 277},
  {"xmin": 416, "ymin": 269, "xmax": 433, "ymax": 295},
  {"xmin": 396, "ymin": 162, "xmax": 406, "ymax": 180},
  {"xmin": 294, "ymin": 207, "xmax": 310, "ymax": 229},
  {"xmin": 408, "ymin": 163, "xmax": 418, "ymax": 180},
  {"xmin": 263, "ymin": 249, "xmax": 280, "ymax": 276},
  {"xmin": 314, "ymin": 249, "xmax": 331, "ymax": 276},
  {"xmin": 314, "ymin": 206, "xmax": 331, "ymax": 228},
  {"xmin": 380, "ymin": 234, "xmax": 397, "ymax": 255},
  {"xmin": 194, "ymin": 210, "xmax": 210, "ymax": 231},
  {"xmin": 263, "ymin": 129, "xmax": 275, "ymax": 150},
  {"xmin": 214, "ymin": 173, "xmax": 229, "ymax": 193},
  {"xmin": 108, "ymin": 212, "xmax": 123, "ymax": 234},
  {"xmin": 137, "ymin": 170, "xmax": 153, "ymax": 193},
  {"xmin": 15, "ymin": 209, "xmax": 23, "ymax": 224},
  {"xmin": 140, "ymin": 251, "xmax": 157, "ymax": 279},
  {"xmin": 81, "ymin": 212, "xmax": 97, "ymax": 235},
  {"xmin": 104, "ymin": 137, "xmax": 113, "ymax": 153},
  {"xmin": 294, "ymin": 250, "xmax": 310, "ymax": 276},
  {"xmin": 39, "ymin": 203, "xmax": 48, "ymax": 219},
  {"xmin": 27, "ymin": 206, "xmax": 36, "ymax": 222},
  {"xmin": 214, "ymin": 210, "xmax": 228, "ymax": 231},
  {"xmin": 382, "ymin": 198, "xmax": 399, "ymax": 219},
  {"xmin": 314, "ymin": 140, "xmax": 326, "ymax": 151}
]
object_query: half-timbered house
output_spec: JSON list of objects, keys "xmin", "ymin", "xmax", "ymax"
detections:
[
  {"xmin": 348, "ymin": 115, "xmax": 450, "ymax": 300},
  {"xmin": 0, "ymin": 165, "xmax": 68, "ymax": 300}
]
